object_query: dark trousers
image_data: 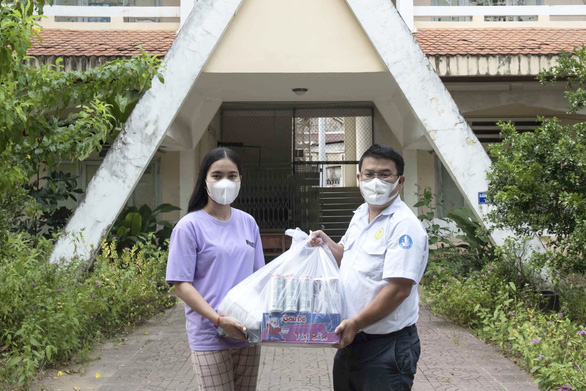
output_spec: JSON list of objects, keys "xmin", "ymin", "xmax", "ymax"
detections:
[{"xmin": 333, "ymin": 324, "xmax": 420, "ymax": 391}]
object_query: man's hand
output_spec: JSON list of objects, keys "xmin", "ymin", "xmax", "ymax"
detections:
[
  {"xmin": 308, "ymin": 230, "xmax": 327, "ymax": 247},
  {"xmin": 218, "ymin": 316, "xmax": 249, "ymax": 343},
  {"xmin": 333, "ymin": 318, "xmax": 360, "ymax": 349},
  {"xmin": 308, "ymin": 230, "xmax": 344, "ymax": 265}
]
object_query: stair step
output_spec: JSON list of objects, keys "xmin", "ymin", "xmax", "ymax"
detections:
[
  {"xmin": 320, "ymin": 198, "xmax": 364, "ymax": 204},
  {"xmin": 321, "ymin": 209, "xmax": 359, "ymax": 215},
  {"xmin": 320, "ymin": 187, "xmax": 361, "ymax": 193},
  {"xmin": 322, "ymin": 222, "xmax": 351, "ymax": 230},
  {"xmin": 322, "ymin": 204, "xmax": 361, "ymax": 210},
  {"xmin": 321, "ymin": 216, "xmax": 352, "ymax": 224}
]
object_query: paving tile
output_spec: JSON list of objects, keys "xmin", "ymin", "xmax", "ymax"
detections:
[{"xmin": 32, "ymin": 299, "xmax": 540, "ymax": 391}]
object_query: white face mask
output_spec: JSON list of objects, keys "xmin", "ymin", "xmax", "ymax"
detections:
[
  {"xmin": 360, "ymin": 177, "xmax": 400, "ymax": 206},
  {"xmin": 206, "ymin": 179, "xmax": 241, "ymax": 205}
]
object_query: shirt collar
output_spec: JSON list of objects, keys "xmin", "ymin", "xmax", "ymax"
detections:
[
  {"xmin": 354, "ymin": 195, "xmax": 404, "ymax": 218},
  {"xmin": 382, "ymin": 195, "xmax": 403, "ymax": 216}
]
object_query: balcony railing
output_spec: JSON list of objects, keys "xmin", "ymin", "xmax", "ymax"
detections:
[
  {"xmin": 41, "ymin": 4, "xmax": 181, "ymax": 29},
  {"xmin": 40, "ymin": 2, "xmax": 586, "ymax": 31},
  {"xmin": 398, "ymin": 2, "xmax": 586, "ymax": 30}
]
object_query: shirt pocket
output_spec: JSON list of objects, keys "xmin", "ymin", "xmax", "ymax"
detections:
[
  {"xmin": 358, "ymin": 240, "xmax": 386, "ymax": 279},
  {"xmin": 344, "ymin": 237, "xmax": 356, "ymax": 251}
]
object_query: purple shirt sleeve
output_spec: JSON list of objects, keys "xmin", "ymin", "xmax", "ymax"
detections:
[{"xmin": 166, "ymin": 221, "xmax": 197, "ymax": 283}]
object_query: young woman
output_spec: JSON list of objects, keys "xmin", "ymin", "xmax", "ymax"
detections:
[{"xmin": 166, "ymin": 147, "xmax": 265, "ymax": 391}]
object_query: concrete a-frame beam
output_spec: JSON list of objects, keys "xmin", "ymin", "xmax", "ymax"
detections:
[
  {"xmin": 51, "ymin": 0, "xmax": 243, "ymax": 263},
  {"xmin": 345, "ymin": 0, "xmax": 544, "ymax": 251}
]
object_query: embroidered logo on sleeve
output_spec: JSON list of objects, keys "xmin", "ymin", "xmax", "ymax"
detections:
[
  {"xmin": 399, "ymin": 234, "xmax": 413, "ymax": 249},
  {"xmin": 246, "ymin": 240, "xmax": 255, "ymax": 248},
  {"xmin": 375, "ymin": 228, "xmax": 384, "ymax": 239}
]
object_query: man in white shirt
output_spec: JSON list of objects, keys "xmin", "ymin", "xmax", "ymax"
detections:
[{"xmin": 310, "ymin": 144, "xmax": 429, "ymax": 391}]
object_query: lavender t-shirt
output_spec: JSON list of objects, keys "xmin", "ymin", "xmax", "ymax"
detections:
[{"xmin": 166, "ymin": 208, "xmax": 265, "ymax": 351}]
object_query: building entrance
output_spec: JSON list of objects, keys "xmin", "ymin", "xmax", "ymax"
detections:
[{"xmin": 221, "ymin": 105, "xmax": 373, "ymax": 246}]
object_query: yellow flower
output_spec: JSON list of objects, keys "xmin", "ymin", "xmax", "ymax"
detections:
[
  {"xmin": 74, "ymin": 388, "xmax": 81, "ymax": 391},
  {"xmin": 144, "ymin": 332, "xmax": 148, "ymax": 335},
  {"xmin": 32, "ymin": 26, "xmax": 41, "ymax": 34},
  {"xmin": 57, "ymin": 371, "xmax": 66, "ymax": 376},
  {"xmin": 95, "ymin": 373, "xmax": 101, "ymax": 379}
]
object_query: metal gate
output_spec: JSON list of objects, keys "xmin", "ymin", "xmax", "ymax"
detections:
[{"xmin": 223, "ymin": 106, "xmax": 373, "ymax": 240}]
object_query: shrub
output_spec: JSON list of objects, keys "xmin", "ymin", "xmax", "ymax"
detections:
[
  {"xmin": 109, "ymin": 203, "xmax": 180, "ymax": 252},
  {"xmin": 0, "ymin": 233, "xmax": 175, "ymax": 388},
  {"xmin": 487, "ymin": 46, "xmax": 586, "ymax": 276},
  {"xmin": 415, "ymin": 188, "xmax": 493, "ymax": 277},
  {"xmin": 1, "ymin": 1, "xmax": 164, "ymax": 234},
  {"xmin": 424, "ymin": 265, "xmax": 586, "ymax": 391},
  {"xmin": 12, "ymin": 170, "xmax": 84, "ymax": 238},
  {"xmin": 424, "ymin": 265, "xmax": 503, "ymax": 328}
]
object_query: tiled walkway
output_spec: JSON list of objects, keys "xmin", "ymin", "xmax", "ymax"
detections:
[{"xmin": 34, "ymin": 300, "xmax": 538, "ymax": 391}]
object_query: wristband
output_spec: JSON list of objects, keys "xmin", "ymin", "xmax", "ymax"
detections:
[{"xmin": 216, "ymin": 316, "xmax": 221, "ymax": 327}]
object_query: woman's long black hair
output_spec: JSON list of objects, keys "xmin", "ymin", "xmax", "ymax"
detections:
[{"xmin": 187, "ymin": 147, "xmax": 243, "ymax": 213}]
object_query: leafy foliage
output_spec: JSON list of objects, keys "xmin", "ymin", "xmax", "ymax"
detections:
[
  {"xmin": 12, "ymin": 170, "xmax": 83, "ymax": 237},
  {"xmin": 0, "ymin": 234, "xmax": 175, "ymax": 388},
  {"xmin": 0, "ymin": 7, "xmax": 173, "ymax": 387},
  {"xmin": 447, "ymin": 207, "xmax": 493, "ymax": 270},
  {"xmin": 537, "ymin": 45, "xmax": 586, "ymax": 114},
  {"xmin": 424, "ymin": 266, "xmax": 585, "ymax": 391},
  {"xmin": 487, "ymin": 48, "xmax": 586, "ymax": 275},
  {"xmin": 415, "ymin": 188, "xmax": 493, "ymax": 276},
  {"xmin": 414, "ymin": 188, "xmax": 453, "ymax": 253},
  {"xmin": 109, "ymin": 203, "xmax": 180, "ymax": 251},
  {"xmin": 0, "ymin": 0, "xmax": 164, "ymax": 236}
]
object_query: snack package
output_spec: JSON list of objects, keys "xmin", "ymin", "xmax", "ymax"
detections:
[{"xmin": 218, "ymin": 228, "xmax": 347, "ymax": 346}]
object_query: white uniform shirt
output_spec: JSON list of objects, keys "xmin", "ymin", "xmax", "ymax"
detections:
[{"xmin": 339, "ymin": 196, "xmax": 429, "ymax": 334}]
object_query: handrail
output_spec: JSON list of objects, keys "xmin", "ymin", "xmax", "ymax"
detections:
[
  {"xmin": 43, "ymin": 5, "xmax": 180, "ymax": 18},
  {"xmin": 413, "ymin": 5, "xmax": 586, "ymax": 17}
]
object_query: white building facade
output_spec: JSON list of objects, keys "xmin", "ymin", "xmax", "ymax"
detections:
[{"xmin": 32, "ymin": 0, "xmax": 586, "ymax": 262}]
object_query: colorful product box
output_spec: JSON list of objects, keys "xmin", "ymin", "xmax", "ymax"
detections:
[{"xmin": 261, "ymin": 312, "xmax": 341, "ymax": 345}]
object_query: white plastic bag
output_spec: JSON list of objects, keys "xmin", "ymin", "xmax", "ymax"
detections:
[{"xmin": 218, "ymin": 228, "xmax": 346, "ymax": 346}]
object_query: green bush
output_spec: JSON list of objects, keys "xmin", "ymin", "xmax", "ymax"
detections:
[
  {"xmin": 109, "ymin": 203, "xmax": 180, "ymax": 252},
  {"xmin": 1, "ymin": 1, "xmax": 164, "ymax": 234},
  {"xmin": 415, "ymin": 187, "xmax": 493, "ymax": 277},
  {"xmin": 0, "ymin": 233, "xmax": 175, "ymax": 388},
  {"xmin": 12, "ymin": 170, "xmax": 84, "ymax": 238},
  {"xmin": 487, "ymin": 46, "xmax": 586, "ymax": 276},
  {"xmin": 424, "ymin": 265, "xmax": 585, "ymax": 391}
]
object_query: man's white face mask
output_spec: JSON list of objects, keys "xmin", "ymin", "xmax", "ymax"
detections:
[
  {"xmin": 206, "ymin": 179, "xmax": 241, "ymax": 205},
  {"xmin": 360, "ymin": 177, "xmax": 400, "ymax": 206}
]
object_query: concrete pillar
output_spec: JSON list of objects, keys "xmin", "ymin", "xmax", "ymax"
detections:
[
  {"xmin": 179, "ymin": 149, "xmax": 197, "ymax": 216},
  {"xmin": 319, "ymin": 118, "xmax": 326, "ymax": 187},
  {"xmin": 356, "ymin": 116, "xmax": 371, "ymax": 158},
  {"xmin": 344, "ymin": 117, "xmax": 357, "ymax": 187},
  {"xmin": 402, "ymin": 149, "xmax": 418, "ymax": 214}
]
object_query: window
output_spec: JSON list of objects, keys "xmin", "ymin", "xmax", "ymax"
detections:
[
  {"xmin": 435, "ymin": 156, "xmax": 466, "ymax": 218},
  {"xmin": 57, "ymin": 157, "xmax": 161, "ymax": 211}
]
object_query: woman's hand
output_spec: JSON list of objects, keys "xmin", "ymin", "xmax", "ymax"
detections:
[{"xmin": 218, "ymin": 316, "xmax": 249, "ymax": 343}]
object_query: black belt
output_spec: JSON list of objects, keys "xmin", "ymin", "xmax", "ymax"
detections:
[{"xmin": 354, "ymin": 324, "xmax": 417, "ymax": 343}]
